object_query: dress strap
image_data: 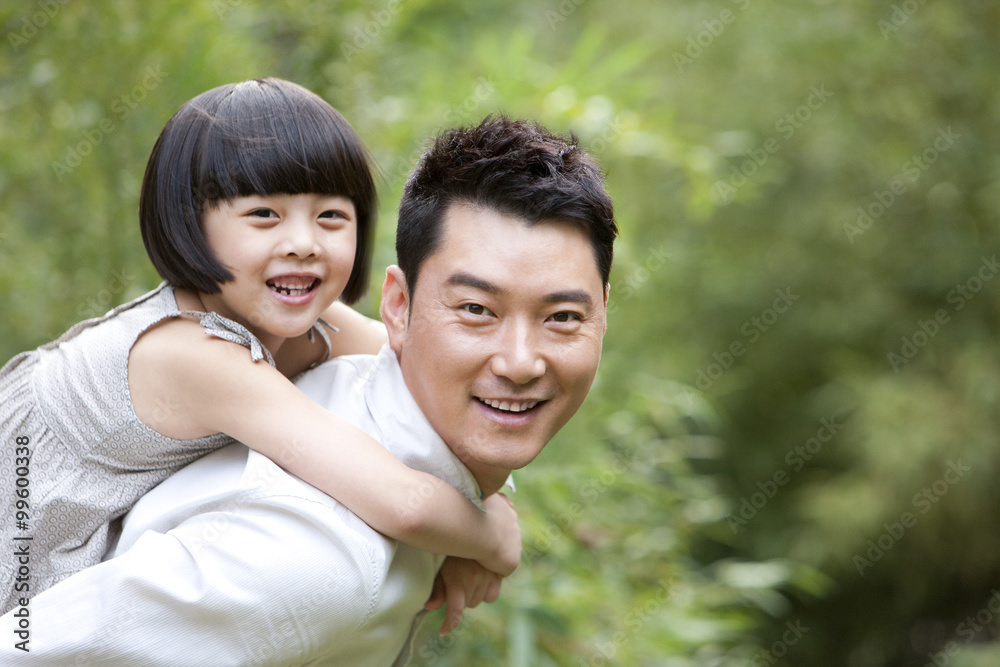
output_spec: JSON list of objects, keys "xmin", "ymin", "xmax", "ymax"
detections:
[
  {"xmin": 180, "ymin": 310, "xmax": 276, "ymax": 367},
  {"xmin": 307, "ymin": 317, "xmax": 339, "ymax": 364}
]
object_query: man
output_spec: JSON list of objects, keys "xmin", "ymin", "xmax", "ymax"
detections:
[{"xmin": 1, "ymin": 116, "xmax": 617, "ymax": 665}]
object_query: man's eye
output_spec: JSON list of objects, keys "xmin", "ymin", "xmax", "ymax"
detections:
[
  {"xmin": 551, "ymin": 311, "xmax": 582, "ymax": 323},
  {"xmin": 464, "ymin": 304, "xmax": 488, "ymax": 316}
]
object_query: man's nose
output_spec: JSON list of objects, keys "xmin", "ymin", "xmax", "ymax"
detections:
[{"xmin": 490, "ymin": 319, "xmax": 545, "ymax": 384}]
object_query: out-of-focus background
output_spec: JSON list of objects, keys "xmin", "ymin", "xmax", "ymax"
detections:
[{"xmin": 2, "ymin": 1, "xmax": 999, "ymax": 665}]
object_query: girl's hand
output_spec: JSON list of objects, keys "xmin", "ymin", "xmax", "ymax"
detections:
[
  {"xmin": 479, "ymin": 493, "xmax": 521, "ymax": 576},
  {"xmin": 425, "ymin": 557, "xmax": 503, "ymax": 636}
]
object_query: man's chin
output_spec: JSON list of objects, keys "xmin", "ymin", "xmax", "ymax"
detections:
[{"xmin": 468, "ymin": 439, "xmax": 548, "ymax": 473}]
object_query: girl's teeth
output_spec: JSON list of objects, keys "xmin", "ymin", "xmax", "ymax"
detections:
[
  {"xmin": 273, "ymin": 285, "xmax": 307, "ymax": 295},
  {"xmin": 268, "ymin": 279, "xmax": 315, "ymax": 295}
]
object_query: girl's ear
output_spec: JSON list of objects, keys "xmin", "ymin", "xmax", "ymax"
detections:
[{"xmin": 380, "ymin": 265, "xmax": 410, "ymax": 353}]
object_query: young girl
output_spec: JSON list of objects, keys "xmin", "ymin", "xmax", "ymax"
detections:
[{"xmin": 0, "ymin": 78, "xmax": 518, "ymax": 617}]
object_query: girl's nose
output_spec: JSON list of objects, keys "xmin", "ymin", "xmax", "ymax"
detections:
[{"xmin": 279, "ymin": 216, "xmax": 322, "ymax": 258}]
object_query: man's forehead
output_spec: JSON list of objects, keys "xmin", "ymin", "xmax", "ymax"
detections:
[{"xmin": 432, "ymin": 202, "xmax": 604, "ymax": 283}]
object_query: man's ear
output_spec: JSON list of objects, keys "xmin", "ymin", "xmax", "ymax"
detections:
[
  {"xmin": 603, "ymin": 283, "xmax": 610, "ymax": 333},
  {"xmin": 380, "ymin": 265, "xmax": 410, "ymax": 353}
]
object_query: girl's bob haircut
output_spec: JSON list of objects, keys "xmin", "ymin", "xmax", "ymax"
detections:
[{"xmin": 139, "ymin": 77, "xmax": 377, "ymax": 304}]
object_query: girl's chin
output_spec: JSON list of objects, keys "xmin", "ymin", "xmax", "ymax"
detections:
[{"xmin": 269, "ymin": 322, "xmax": 319, "ymax": 340}]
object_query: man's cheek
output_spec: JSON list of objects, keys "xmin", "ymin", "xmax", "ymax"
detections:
[{"xmin": 568, "ymin": 357, "xmax": 602, "ymax": 408}]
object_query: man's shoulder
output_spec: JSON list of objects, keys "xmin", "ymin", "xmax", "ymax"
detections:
[
  {"xmin": 299, "ymin": 351, "xmax": 380, "ymax": 381},
  {"xmin": 292, "ymin": 351, "xmax": 380, "ymax": 409}
]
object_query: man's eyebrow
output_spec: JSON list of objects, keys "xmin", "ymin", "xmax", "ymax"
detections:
[
  {"xmin": 543, "ymin": 290, "xmax": 594, "ymax": 306},
  {"xmin": 446, "ymin": 272, "xmax": 595, "ymax": 307},
  {"xmin": 445, "ymin": 272, "xmax": 504, "ymax": 295}
]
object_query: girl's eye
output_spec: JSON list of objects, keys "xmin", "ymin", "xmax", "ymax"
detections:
[
  {"xmin": 249, "ymin": 208, "xmax": 277, "ymax": 219},
  {"xmin": 319, "ymin": 210, "xmax": 347, "ymax": 219}
]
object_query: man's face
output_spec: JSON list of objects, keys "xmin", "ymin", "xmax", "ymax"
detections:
[{"xmin": 381, "ymin": 203, "xmax": 607, "ymax": 494}]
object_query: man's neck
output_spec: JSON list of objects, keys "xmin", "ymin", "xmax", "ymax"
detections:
[{"xmin": 459, "ymin": 460, "xmax": 511, "ymax": 498}]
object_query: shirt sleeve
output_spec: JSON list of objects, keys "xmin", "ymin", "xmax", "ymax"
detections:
[{"xmin": 0, "ymin": 495, "xmax": 384, "ymax": 666}]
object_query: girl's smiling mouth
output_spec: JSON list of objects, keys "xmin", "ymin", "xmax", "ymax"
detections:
[{"xmin": 266, "ymin": 275, "xmax": 321, "ymax": 304}]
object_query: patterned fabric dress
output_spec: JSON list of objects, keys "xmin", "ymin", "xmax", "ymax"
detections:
[{"xmin": 0, "ymin": 282, "xmax": 283, "ymax": 614}]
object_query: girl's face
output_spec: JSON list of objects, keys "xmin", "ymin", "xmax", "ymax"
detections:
[{"xmin": 199, "ymin": 193, "xmax": 357, "ymax": 353}]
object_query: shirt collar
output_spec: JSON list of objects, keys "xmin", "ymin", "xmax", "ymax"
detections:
[{"xmin": 363, "ymin": 345, "xmax": 486, "ymax": 510}]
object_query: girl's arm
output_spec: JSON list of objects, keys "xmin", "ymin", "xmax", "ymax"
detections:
[{"xmin": 131, "ymin": 320, "xmax": 521, "ymax": 575}]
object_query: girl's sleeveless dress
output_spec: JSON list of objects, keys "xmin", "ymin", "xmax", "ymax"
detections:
[{"xmin": 0, "ymin": 282, "xmax": 316, "ymax": 614}]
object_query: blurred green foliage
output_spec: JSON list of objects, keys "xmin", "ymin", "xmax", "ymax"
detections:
[{"xmin": 2, "ymin": 1, "xmax": 999, "ymax": 665}]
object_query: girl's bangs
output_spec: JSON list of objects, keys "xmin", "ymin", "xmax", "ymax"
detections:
[{"xmin": 195, "ymin": 85, "xmax": 371, "ymax": 206}]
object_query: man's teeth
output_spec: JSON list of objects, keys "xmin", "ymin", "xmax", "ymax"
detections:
[{"xmin": 480, "ymin": 398, "xmax": 540, "ymax": 413}]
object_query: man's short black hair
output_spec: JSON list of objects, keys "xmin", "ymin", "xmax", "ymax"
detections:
[
  {"xmin": 140, "ymin": 77, "xmax": 377, "ymax": 304},
  {"xmin": 396, "ymin": 115, "xmax": 617, "ymax": 297}
]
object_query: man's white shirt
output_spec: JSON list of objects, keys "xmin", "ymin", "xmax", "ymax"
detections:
[{"xmin": 0, "ymin": 345, "xmax": 488, "ymax": 666}]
